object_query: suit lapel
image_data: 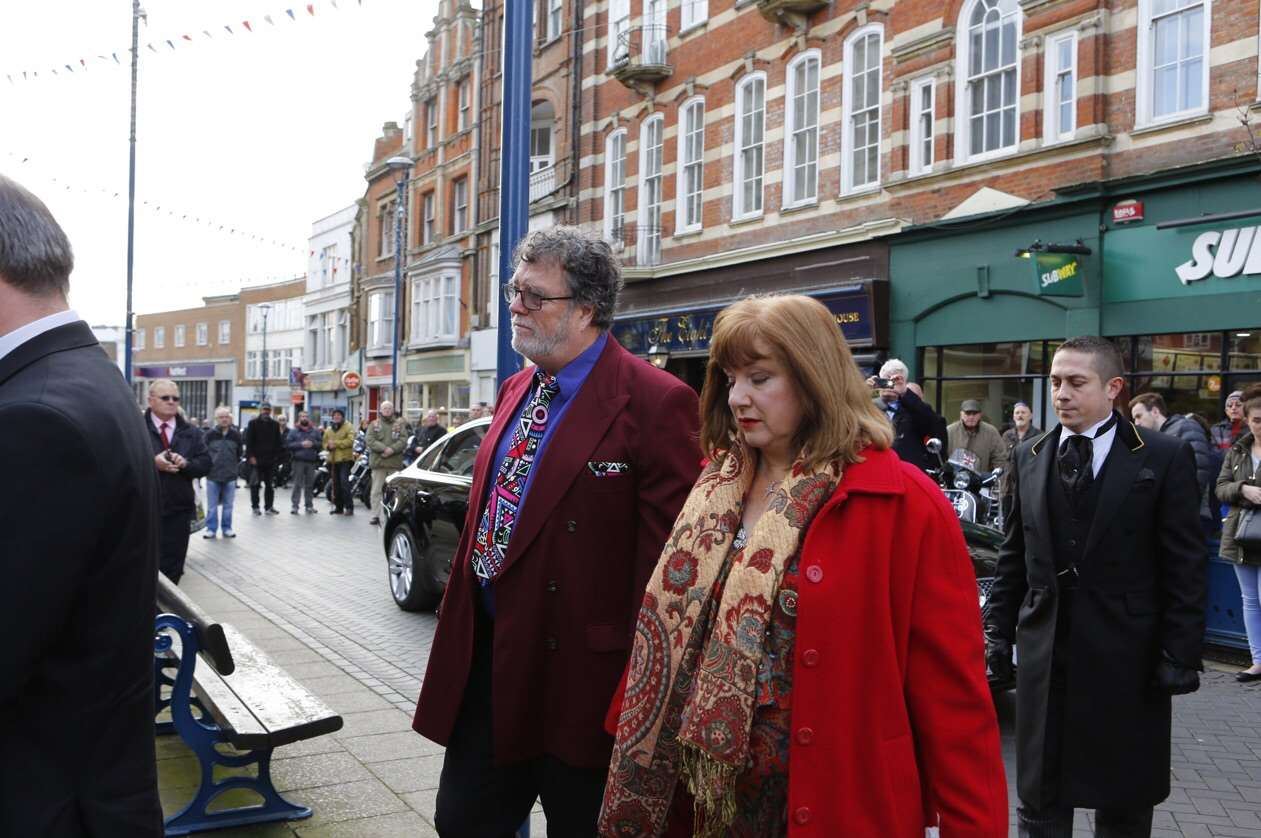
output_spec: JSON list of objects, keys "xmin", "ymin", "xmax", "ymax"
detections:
[
  {"xmin": 498, "ymin": 338, "xmax": 630, "ymax": 576},
  {"xmin": 1083, "ymin": 418, "xmax": 1147, "ymax": 558},
  {"xmin": 1025, "ymin": 426, "xmax": 1058, "ymax": 555},
  {"xmin": 0, "ymin": 320, "xmax": 97, "ymax": 387}
]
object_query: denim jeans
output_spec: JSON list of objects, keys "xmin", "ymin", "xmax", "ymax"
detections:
[
  {"xmin": 206, "ymin": 479, "xmax": 236, "ymax": 534},
  {"xmin": 1235, "ymin": 563, "xmax": 1261, "ymax": 665}
]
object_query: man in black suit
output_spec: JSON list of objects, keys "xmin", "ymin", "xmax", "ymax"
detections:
[
  {"xmin": 244, "ymin": 401, "xmax": 283, "ymax": 514},
  {"xmin": 144, "ymin": 378, "xmax": 211, "ymax": 584},
  {"xmin": 985, "ymin": 336, "xmax": 1206, "ymax": 837},
  {"xmin": 0, "ymin": 175, "xmax": 164, "ymax": 835}
]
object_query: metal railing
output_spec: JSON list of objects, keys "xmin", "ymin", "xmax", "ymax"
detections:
[{"xmin": 613, "ymin": 24, "xmax": 670, "ymax": 69}]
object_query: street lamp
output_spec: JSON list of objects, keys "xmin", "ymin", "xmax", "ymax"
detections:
[
  {"xmin": 385, "ymin": 155, "xmax": 413, "ymax": 406},
  {"xmin": 259, "ymin": 303, "xmax": 272, "ymax": 404}
]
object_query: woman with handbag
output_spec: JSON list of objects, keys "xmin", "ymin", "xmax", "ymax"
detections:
[
  {"xmin": 599, "ymin": 295, "xmax": 1006, "ymax": 837},
  {"xmin": 1215, "ymin": 389, "xmax": 1261, "ymax": 682}
]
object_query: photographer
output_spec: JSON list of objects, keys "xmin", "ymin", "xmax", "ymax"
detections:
[{"xmin": 868, "ymin": 358, "xmax": 944, "ymax": 472}]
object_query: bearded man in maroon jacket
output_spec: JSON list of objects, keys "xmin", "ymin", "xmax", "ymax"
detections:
[{"xmin": 413, "ymin": 227, "xmax": 700, "ymax": 836}]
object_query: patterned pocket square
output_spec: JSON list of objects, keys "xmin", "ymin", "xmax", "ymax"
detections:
[{"xmin": 588, "ymin": 461, "xmax": 631, "ymax": 477}]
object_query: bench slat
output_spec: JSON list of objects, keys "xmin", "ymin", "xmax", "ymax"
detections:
[
  {"xmin": 157, "ymin": 574, "xmax": 234, "ymax": 675},
  {"xmin": 191, "ymin": 665, "xmax": 271, "ymax": 750}
]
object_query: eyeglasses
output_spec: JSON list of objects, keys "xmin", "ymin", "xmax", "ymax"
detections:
[
  {"xmin": 156, "ymin": 395, "xmax": 180, "ymax": 403},
  {"xmin": 502, "ymin": 283, "xmax": 574, "ymax": 311}
]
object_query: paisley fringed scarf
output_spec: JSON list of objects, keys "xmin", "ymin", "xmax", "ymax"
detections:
[{"xmin": 599, "ymin": 439, "xmax": 840, "ymax": 837}]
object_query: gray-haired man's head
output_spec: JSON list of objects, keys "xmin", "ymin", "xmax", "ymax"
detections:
[{"xmin": 512, "ymin": 226, "xmax": 623, "ymax": 330}]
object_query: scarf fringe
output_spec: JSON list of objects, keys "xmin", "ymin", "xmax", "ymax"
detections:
[{"xmin": 680, "ymin": 740, "xmax": 741, "ymax": 838}]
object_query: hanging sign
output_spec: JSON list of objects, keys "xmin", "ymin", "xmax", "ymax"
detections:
[
  {"xmin": 1033, "ymin": 252, "xmax": 1084, "ymax": 297},
  {"xmin": 1112, "ymin": 200, "xmax": 1144, "ymax": 224},
  {"xmin": 340, "ymin": 371, "xmax": 362, "ymax": 390}
]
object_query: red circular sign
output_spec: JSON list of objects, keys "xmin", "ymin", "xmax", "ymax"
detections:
[{"xmin": 340, "ymin": 371, "xmax": 362, "ymax": 391}]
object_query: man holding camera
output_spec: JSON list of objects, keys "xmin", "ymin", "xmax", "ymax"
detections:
[
  {"xmin": 146, "ymin": 379, "xmax": 211, "ymax": 584},
  {"xmin": 868, "ymin": 358, "xmax": 944, "ymax": 472}
]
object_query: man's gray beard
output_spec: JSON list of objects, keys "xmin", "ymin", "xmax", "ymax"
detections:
[{"xmin": 511, "ymin": 316, "xmax": 570, "ymax": 365}]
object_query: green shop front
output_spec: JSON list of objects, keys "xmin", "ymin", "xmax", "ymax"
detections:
[{"xmin": 888, "ymin": 158, "xmax": 1261, "ymax": 649}]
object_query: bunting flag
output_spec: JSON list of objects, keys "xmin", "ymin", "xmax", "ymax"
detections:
[
  {"xmin": 243, "ymin": 21, "xmax": 253, "ymax": 32},
  {"xmin": 285, "ymin": 9, "xmax": 295, "ymax": 21}
]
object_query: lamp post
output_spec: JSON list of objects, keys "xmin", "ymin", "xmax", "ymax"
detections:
[
  {"xmin": 259, "ymin": 304, "xmax": 272, "ymax": 404},
  {"xmin": 123, "ymin": 0, "xmax": 145, "ymax": 385},
  {"xmin": 496, "ymin": 0, "xmax": 533, "ymax": 390},
  {"xmin": 385, "ymin": 155, "xmax": 413, "ymax": 406}
]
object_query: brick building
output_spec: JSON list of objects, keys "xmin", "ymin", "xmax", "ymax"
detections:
[
  {"xmin": 132, "ymin": 295, "xmax": 244, "ymax": 423},
  {"xmin": 239, "ymin": 278, "xmax": 308, "ymax": 424}
]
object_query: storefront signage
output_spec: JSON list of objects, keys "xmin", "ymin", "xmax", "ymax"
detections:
[
  {"xmin": 341, "ymin": 371, "xmax": 362, "ymax": 390},
  {"xmin": 1032, "ymin": 252, "xmax": 1084, "ymax": 297},
  {"xmin": 1174, "ymin": 227, "xmax": 1261, "ymax": 285},
  {"xmin": 290, "ymin": 392, "xmax": 305, "ymax": 404},
  {"xmin": 289, "ymin": 367, "xmax": 304, "ymax": 387},
  {"xmin": 305, "ymin": 370, "xmax": 343, "ymax": 392},
  {"xmin": 613, "ymin": 289, "xmax": 875, "ymax": 356},
  {"xmin": 1112, "ymin": 200, "xmax": 1144, "ymax": 224},
  {"xmin": 364, "ymin": 362, "xmax": 391, "ymax": 379},
  {"xmin": 135, "ymin": 364, "xmax": 217, "ymax": 378}
]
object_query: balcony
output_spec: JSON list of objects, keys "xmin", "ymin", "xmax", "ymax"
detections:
[
  {"xmin": 615, "ymin": 222, "xmax": 662, "ymax": 268},
  {"xmin": 528, "ymin": 156, "xmax": 571, "ymax": 204},
  {"xmin": 608, "ymin": 25, "xmax": 672, "ymax": 88},
  {"xmin": 756, "ymin": 0, "xmax": 830, "ymax": 27}
]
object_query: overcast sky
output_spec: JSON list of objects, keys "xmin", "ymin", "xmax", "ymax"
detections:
[{"xmin": 1, "ymin": 0, "xmax": 441, "ymax": 325}]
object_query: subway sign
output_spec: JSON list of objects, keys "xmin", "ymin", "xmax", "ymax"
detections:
[
  {"xmin": 1032, "ymin": 252, "xmax": 1084, "ymax": 297},
  {"xmin": 1175, "ymin": 226, "xmax": 1261, "ymax": 285}
]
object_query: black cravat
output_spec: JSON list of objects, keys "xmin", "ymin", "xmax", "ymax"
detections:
[{"xmin": 1057, "ymin": 413, "xmax": 1118, "ymax": 500}]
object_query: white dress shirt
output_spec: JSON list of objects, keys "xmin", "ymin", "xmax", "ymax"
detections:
[
  {"xmin": 1059, "ymin": 413, "xmax": 1118, "ymax": 477},
  {"xmin": 0, "ymin": 309, "xmax": 81, "ymax": 362}
]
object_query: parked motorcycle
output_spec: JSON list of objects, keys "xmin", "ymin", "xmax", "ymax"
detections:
[
  {"xmin": 401, "ymin": 432, "xmax": 420, "ymax": 468},
  {"xmin": 313, "ymin": 450, "xmax": 331, "ymax": 499},
  {"xmin": 347, "ymin": 431, "xmax": 372, "ymax": 509}
]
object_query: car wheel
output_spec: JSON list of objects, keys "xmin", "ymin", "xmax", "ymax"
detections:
[{"xmin": 388, "ymin": 523, "xmax": 443, "ymax": 611}]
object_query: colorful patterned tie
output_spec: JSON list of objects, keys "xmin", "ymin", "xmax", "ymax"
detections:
[{"xmin": 470, "ymin": 371, "xmax": 561, "ymax": 582}]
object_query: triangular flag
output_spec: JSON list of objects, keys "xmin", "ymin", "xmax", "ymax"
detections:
[
  {"xmin": 181, "ymin": 34, "xmax": 191, "ymax": 41},
  {"xmin": 331, "ymin": 0, "xmax": 338, "ymax": 7},
  {"xmin": 286, "ymin": 9, "xmax": 295, "ymax": 21},
  {"xmin": 80, "ymin": 58, "xmax": 87, "ymax": 67},
  {"xmin": 203, "ymin": 30, "xmax": 212, "ymax": 38},
  {"xmin": 224, "ymin": 24, "xmax": 234, "ymax": 34},
  {"xmin": 148, "ymin": 43, "xmax": 157, "ymax": 52},
  {"xmin": 165, "ymin": 40, "xmax": 174, "ymax": 49},
  {"xmin": 6, "ymin": 75, "xmax": 11, "ymax": 85},
  {"xmin": 51, "ymin": 68, "xmax": 58, "ymax": 75},
  {"xmin": 264, "ymin": 14, "xmax": 274, "ymax": 24},
  {"xmin": 243, "ymin": 20, "xmax": 253, "ymax": 32},
  {"xmin": 112, "ymin": 53, "xmax": 119, "ymax": 62},
  {"xmin": 64, "ymin": 64, "xmax": 73, "ymax": 72},
  {"xmin": 307, "ymin": 4, "xmax": 315, "ymax": 15}
]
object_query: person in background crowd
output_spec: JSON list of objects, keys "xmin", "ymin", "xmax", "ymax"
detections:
[
  {"xmin": 203, "ymin": 405, "xmax": 242, "ymax": 539},
  {"xmin": 415, "ymin": 408, "xmax": 448, "ymax": 455},
  {"xmin": 366, "ymin": 400, "xmax": 412, "ymax": 525},
  {"xmin": 986, "ymin": 336, "xmax": 1204, "ymax": 838},
  {"xmin": 145, "ymin": 379, "xmax": 212, "ymax": 583},
  {"xmin": 1131, "ymin": 392, "xmax": 1216, "ymax": 532},
  {"xmin": 1213, "ymin": 390, "xmax": 1246, "ymax": 450},
  {"xmin": 188, "ymin": 415, "xmax": 201, "ymax": 429},
  {"xmin": 868, "ymin": 358, "xmax": 942, "ymax": 472},
  {"xmin": 0, "ymin": 174, "xmax": 165, "ymax": 835},
  {"xmin": 947, "ymin": 399, "xmax": 1008, "ymax": 474},
  {"xmin": 324, "ymin": 407, "xmax": 356, "ymax": 515},
  {"xmin": 244, "ymin": 401, "xmax": 283, "ymax": 515},
  {"xmin": 1215, "ymin": 387, "xmax": 1261, "ymax": 683},
  {"xmin": 1003, "ymin": 402, "xmax": 1043, "ymax": 456},
  {"xmin": 414, "ymin": 227, "xmax": 701, "ymax": 836},
  {"xmin": 600, "ymin": 295, "xmax": 1006, "ymax": 836},
  {"xmin": 286, "ymin": 410, "xmax": 323, "ymax": 514}
]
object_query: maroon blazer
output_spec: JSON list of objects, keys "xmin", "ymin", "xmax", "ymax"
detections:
[{"xmin": 413, "ymin": 336, "xmax": 701, "ymax": 769}]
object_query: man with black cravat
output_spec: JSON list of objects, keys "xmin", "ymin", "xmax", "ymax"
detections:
[{"xmin": 985, "ymin": 336, "xmax": 1206, "ymax": 838}]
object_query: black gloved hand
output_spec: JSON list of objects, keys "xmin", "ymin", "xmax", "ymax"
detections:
[
  {"xmin": 983, "ymin": 626, "xmax": 1014, "ymax": 684},
  {"xmin": 1152, "ymin": 649, "xmax": 1200, "ymax": 696}
]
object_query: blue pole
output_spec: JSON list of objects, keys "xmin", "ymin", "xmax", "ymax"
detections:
[
  {"xmin": 495, "ymin": 0, "xmax": 533, "ymax": 390},
  {"xmin": 124, "ymin": 0, "xmax": 141, "ymax": 386}
]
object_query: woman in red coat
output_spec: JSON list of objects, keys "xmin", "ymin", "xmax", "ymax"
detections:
[{"xmin": 599, "ymin": 295, "xmax": 1007, "ymax": 837}]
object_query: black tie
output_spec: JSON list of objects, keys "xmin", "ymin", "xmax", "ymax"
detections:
[{"xmin": 1057, "ymin": 413, "xmax": 1118, "ymax": 501}]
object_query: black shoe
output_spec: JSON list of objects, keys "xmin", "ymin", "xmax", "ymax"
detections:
[
  {"xmin": 252, "ymin": 508, "xmax": 262, "ymax": 516},
  {"xmin": 329, "ymin": 508, "xmax": 343, "ymax": 514},
  {"xmin": 290, "ymin": 509, "xmax": 299, "ymax": 515},
  {"xmin": 1237, "ymin": 670, "xmax": 1261, "ymax": 682},
  {"xmin": 369, "ymin": 517, "xmax": 380, "ymax": 525}
]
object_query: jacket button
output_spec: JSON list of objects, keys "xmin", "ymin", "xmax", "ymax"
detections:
[
  {"xmin": 805, "ymin": 565, "xmax": 823, "ymax": 584},
  {"xmin": 796, "ymin": 727, "xmax": 814, "ymax": 745},
  {"xmin": 793, "ymin": 806, "xmax": 811, "ymax": 825},
  {"xmin": 1067, "ymin": 538, "xmax": 1078, "ymax": 548},
  {"xmin": 545, "ymin": 637, "xmax": 558, "ymax": 651},
  {"xmin": 801, "ymin": 648, "xmax": 820, "ymax": 667},
  {"xmin": 566, "ymin": 520, "xmax": 577, "ymax": 533},
  {"xmin": 546, "ymin": 580, "xmax": 559, "ymax": 593}
]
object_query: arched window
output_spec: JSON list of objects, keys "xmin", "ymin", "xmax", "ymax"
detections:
[
  {"xmin": 842, "ymin": 26, "xmax": 883, "ymax": 193},
  {"xmin": 956, "ymin": 0, "xmax": 1021, "ymax": 160},
  {"xmin": 785, "ymin": 50, "xmax": 821, "ymax": 205},
  {"xmin": 733, "ymin": 72, "xmax": 766, "ymax": 220},
  {"xmin": 603, "ymin": 129, "xmax": 627, "ymax": 245},
  {"xmin": 676, "ymin": 97, "xmax": 706, "ymax": 234},
  {"xmin": 638, "ymin": 115, "xmax": 664, "ymax": 265}
]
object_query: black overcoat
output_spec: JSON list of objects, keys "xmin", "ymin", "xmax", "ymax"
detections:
[
  {"xmin": 985, "ymin": 416, "xmax": 1206, "ymax": 809},
  {"xmin": 0, "ymin": 320, "xmax": 164, "ymax": 836}
]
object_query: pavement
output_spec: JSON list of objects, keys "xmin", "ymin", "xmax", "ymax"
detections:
[{"xmin": 158, "ymin": 497, "xmax": 1261, "ymax": 837}]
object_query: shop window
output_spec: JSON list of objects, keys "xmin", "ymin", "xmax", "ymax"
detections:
[
  {"xmin": 733, "ymin": 73, "xmax": 766, "ymax": 220},
  {"xmin": 785, "ymin": 51, "xmax": 820, "ymax": 206},
  {"xmin": 676, "ymin": 97, "xmax": 705, "ymax": 234},
  {"xmin": 909, "ymin": 77, "xmax": 936, "ymax": 175},
  {"xmin": 921, "ymin": 341, "xmax": 1057, "ymax": 431},
  {"xmin": 638, "ymin": 114, "xmax": 664, "ymax": 265},
  {"xmin": 603, "ymin": 129, "xmax": 627, "ymax": 245},
  {"xmin": 1043, "ymin": 30, "xmax": 1077, "ymax": 143},
  {"xmin": 842, "ymin": 26, "xmax": 883, "ymax": 193},
  {"xmin": 1136, "ymin": 0, "xmax": 1209, "ymax": 128},
  {"xmin": 956, "ymin": 0, "xmax": 1021, "ymax": 161}
]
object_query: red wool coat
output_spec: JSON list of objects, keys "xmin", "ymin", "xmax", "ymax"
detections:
[{"xmin": 607, "ymin": 446, "xmax": 1007, "ymax": 837}]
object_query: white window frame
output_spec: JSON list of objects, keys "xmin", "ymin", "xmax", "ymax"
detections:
[
  {"xmin": 423, "ymin": 191, "xmax": 436, "ymax": 245},
  {"xmin": 841, "ymin": 25, "xmax": 884, "ymax": 195},
  {"xmin": 608, "ymin": 0, "xmax": 630, "ymax": 68},
  {"xmin": 218, "ymin": 320, "xmax": 230, "ymax": 345},
  {"xmin": 426, "ymin": 97, "xmax": 438, "ymax": 148},
  {"xmin": 368, "ymin": 290, "xmax": 395, "ymax": 351},
  {"xmin": 458, "ymin": 79, "xmax": 471, "ymax": 131},
  {"xmin": 909, "ymin": 76, "xmax": 936, "ymax": 175},
  {"xmin": 1135, "ymin": 0, "xmax": 1210, "ymax": 128},
  {"xmin": 247, "ymin": 351, "xmax": 259, "ymax": 380},
  {"xmin": 174, "ymin": 324, "xmax": 186, "ymax": 348},
  {"xmin": 784, "ymin": 50, "xmax": 821, "ymax": 206},
  {"xmin": 195, "ymin": 322, "xmax": 208, "ymax": 346},
  {"xmin": 675, "ymin": 97, "xmax": 705, "ymax": 234},
  {"xmin": 955, "ymin": 0, "xmax": 1022, "ymax": 163},
  {"xmin": 637, "ymin": 114, "xmax": 664, "ymax": 265},
  {"xmin": 134, "ymin": 328, "xmax": 145, "ymax": 350},
  {"xmin": 547, "ymin": 0, "xmax": 563, "ymax": 41},
  {"xmin": 733, "ymin": 72, "xmax": 766, "ymax": 221},
  {"xmin": 603, "ymin": 128, "xmax": 627, "ymax": 244},
  {"xmin": 1043, "ymin": 30, "xmax": 1078, "ymax": 143},
  {"xmin": 154, "ymin": 326, "xmax": 165, "ymax": 349},
  {"xmin": 681, "ymin": 0, "xmax": 708, "ymax": 31},
  {"xmin": 379, "ymin": 199, "xmax": 396, "ymax": 258},
  {"xmin": 453, "ymin": 178, "xmax": 468, "ymax": 235},
  {"xmin": 411, "ymin": 274, "xmax": 459, "ymax": 344}
]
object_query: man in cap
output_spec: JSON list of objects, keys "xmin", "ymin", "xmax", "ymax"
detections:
[{"xmin": 947, "ymin": 399, "xmax": 1008, "ymax": 473}]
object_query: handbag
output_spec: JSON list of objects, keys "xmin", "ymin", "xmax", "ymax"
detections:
[{"xmin": 1236, "ymin": 507, "xmax": 1261, "ymax": 551}]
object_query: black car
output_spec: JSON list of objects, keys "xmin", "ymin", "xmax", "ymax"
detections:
[{"xmin": 381, "ymin": 417, "xmax": 490, "ymax": 611}]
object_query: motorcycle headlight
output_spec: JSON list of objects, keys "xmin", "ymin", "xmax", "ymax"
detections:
[{"xmin": 953, "ymin": 472, "xmax": 971, "ymax": 490}]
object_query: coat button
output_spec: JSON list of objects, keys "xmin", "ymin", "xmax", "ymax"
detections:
[
  {"xmin": 801, "ymin": 648, "xmax": 820, "ymax": 667},
  {"xmin": 566, "ymin": 520, "xmax": 577, "ymax": 533},
  {"xmin": 805, "ymin": 565, "xmax": 823, "ymax": 584},
  {"xmin": 1067, "ymin": 538, "xmax": 1078, "ymax": 548},
  {"xmin": 545, "ymin": 637, "xmax": 558, "ymax": 651},
  {"xmin": 546, "ymin": 580, "xmax": 559, "ymax": 593},
  {"xmin": 793, "ymin": 806, "xmax": 811, "ymax": 825},
  {"xmin": 796, "ymin": 727, "xmax": 814, "ymax": 745}
]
